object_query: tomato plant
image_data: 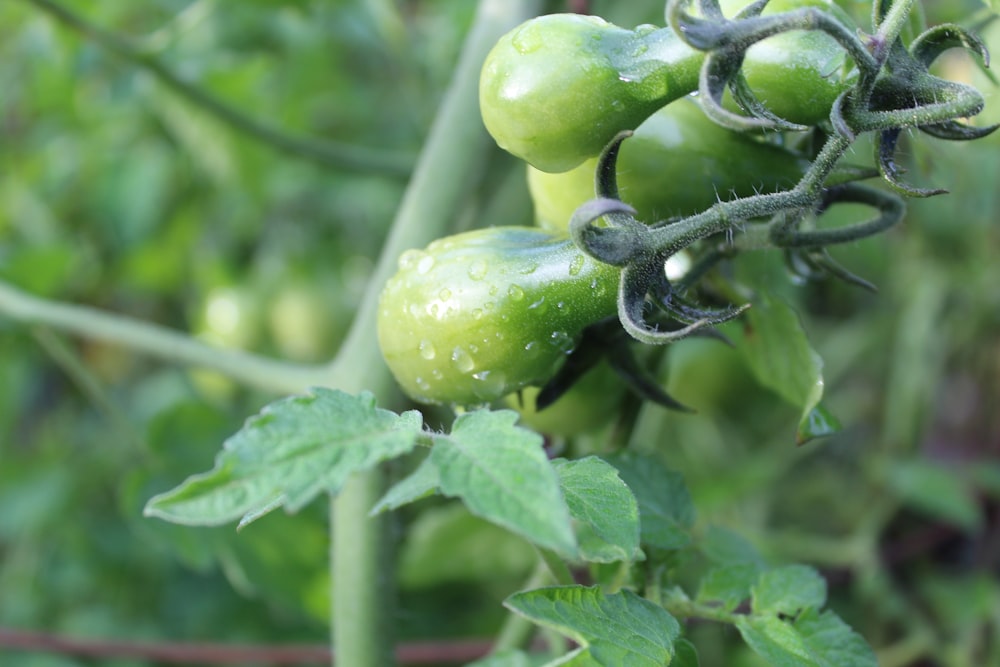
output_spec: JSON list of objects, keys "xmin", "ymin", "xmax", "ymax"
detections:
[{"xmin": 3, "ymin": 0, "xmax": 998, "ymax": 666}]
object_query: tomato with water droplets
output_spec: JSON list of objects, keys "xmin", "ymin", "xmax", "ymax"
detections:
[{"xmin": 377, "ymin": 227, "xmax": 620, "ymax": 406}]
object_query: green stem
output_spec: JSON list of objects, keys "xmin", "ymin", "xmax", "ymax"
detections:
[
  {"xmin": 20, "ymin": 0, "xmax": 415, "ymax": 177},
  {"xmin": 326, "ymin": 2, "xmax": 542, "ymax": 665},
  {"xmin": 0, "ymin": 280, "xmax": 327, "ymax": 394},
  {"xmin": 537, "ymin": 549, "xmax": 575, "ymax": 587}
]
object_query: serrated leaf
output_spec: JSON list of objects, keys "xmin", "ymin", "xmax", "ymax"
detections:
[
  {"xmin": 752, "ymin": 565, "xmax": 827, "ymax": 616},
  {"xmin": 735, "ymin": 292, "xmax": 835, "ymax": 443},
  {"xmin": 505, "ymin": 586, "xmax": 681, "ymax": 667},
  {"xmin": 604, "ymin": 452, "xmax": 694, "ymax": 551},
  {"xmin": 144, "ymin": 389, "xmax": 422, "ymax": 526},
  {"xmin": 370, "ymin": 454, "xmax": 439, "ymax": 514},
  {"xmin": 886, "ymin": 460, "xmax": 982, "ymax": 532},
  {"xmin": 697, "ymin": 563, "xmax": 760, "ymax": 611},
  {"xmin": 431, "ymin": 410, "xmax": 576, "ymax": 558},
  {"xmin": 736, "ymin": 609, "xmax": 877, "ymax": 667},
  {"xmin": 553, "ymin": 457, "xmax": 641, "ymax": 563}
]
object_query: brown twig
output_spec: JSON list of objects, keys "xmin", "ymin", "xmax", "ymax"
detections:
[{"xmin": 0, "ymin": 628, "xmax": 497, "ymax": 665}]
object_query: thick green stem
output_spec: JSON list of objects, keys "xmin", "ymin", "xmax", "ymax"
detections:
[
  {"xmin": 20, "ymin": 0, "xmax": 415, "ymax": 177},
  {"xmin": 327, "ymin": 2, "xmax": 541, "ymax": 665}
]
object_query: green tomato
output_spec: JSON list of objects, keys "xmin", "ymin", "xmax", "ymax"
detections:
[
  {"xmin": 479, "ymin": 13, "xmax": 702, "ymax": 173},
  {"xmin": 480, "ymin": 4, "xmax": 857, "ymax": 172},
  {"xmin": 377, "ymin": 227, "xmax": 620, "ymax": 406},
  {"xmin": 717, "ymin": 0, "xmax": 858, "ymax": 126},
  {"xmin": 529, "ymin": 98, "xmax": 811, "ymax": 230}
]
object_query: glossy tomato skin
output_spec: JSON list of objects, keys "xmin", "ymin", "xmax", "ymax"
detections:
[
  {"xmin": 529, "ymin": 99, "xmax": 811, "ymax": 231},
  {"xmin": 717, "ymin": 0, "xmax": 858, "ymax": 125},
  {"xmin": 377, "ymin": 227, "xmax": 620, "ymax": 407},
  {"xmin": 479, "ymin": 13, "xmax": 702, "ymax": 174},
  {"xmin": 481, "ymin": 4, "xmax": 857, "ymax": 173}
]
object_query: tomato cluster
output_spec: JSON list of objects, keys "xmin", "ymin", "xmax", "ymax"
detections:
[{"xmin": 377, "ymin": 0, "xmax": 993, "ymax": 429}]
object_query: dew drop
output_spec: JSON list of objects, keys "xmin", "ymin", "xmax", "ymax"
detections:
[
  {"xmin": 569, "ymin": 254, "xmax": 585, "ymax": 276},
  {"xmin": 472, "ymin": 308, "xmax": 483, "ymax": 320},
  {"xmin": 511, "ymin": 24, "xmax": 543, "ymax": 55},
  {"xmin": 398, "ymin": 249, "xmax": 423, "ymax": 270},
  {"xmin": 417, "ymin": 255, "xmax": 435, "ymax": 274},
  {"xmin": 451, "ymin": 346, "xmax": 475, "ymax": 373},
  {"xmin": 438, "ymin": 288, "xmax": 452, "ymax": 301},
  {"xmin": 468, "ymin": 259, "xmax": 488, "ymax": 281},
  {"xmin": 527, "ymin": 296, "xmax": 547, "ymax": 312},
  {"xmin": 507, "ymin": 284, "xmax": 525, "ymax": 301},
  {"xmin": 519, "ymin": 262, "xmax": 539, "ymax": 275},
  {"xmin": 415, "ymin": 376, "xmax": 431, "ymax": 391},
  {"xmin": 472, "ymin": 370, "xmax": 507, "ymax": 398},
  {"xmin": 550, "ymin": 331, "xmax": 575, "ymax": 354},
  {"xmin": 419, "ymin": 340, "xmax": 436, "ymax": 360},
  {"xmin": 431, "ymin": 369, "xmax": 443, "ymax": 380}
]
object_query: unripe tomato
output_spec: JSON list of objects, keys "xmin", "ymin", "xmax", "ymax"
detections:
[
  {"xmin": 717, "ymin": 0, "xmax": 858, "ymax": 126},
  {"xmin": 377, "ymin": 227, "xmax": 620, "ymax": 406},
  {"xmin": 528, "ymin": 99, "xmax": 811, "ymax": 230},
  {"xmin": 480, "ymin": 3, "xmax": 857, "ymax": 172},
  {"xmin": 479, "ymin": 13, "xmax": 702, "ymax": 173}
]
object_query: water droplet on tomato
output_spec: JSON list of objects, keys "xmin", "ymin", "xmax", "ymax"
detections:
[
  {"xmin": 451, "ymin": 347, "xmax": 475, "ymax": 373},
  {"xmin": 438, "ymin": 288, "xmax": 452, "ymax": 300},
  {"xmin": 419, "ymin": 340, "xmax": 436, "ymax": 360},
  {"xmin": 417, "ymin": 255, "xmax": 435, "ymax": 274},
  {"xmin": 468, "ymin": 260, "xmax": 488, "ymax": 280},
  {"xmin": 569, "ymin": 255, "xmax": 585, "ymax": 276},
  {"xmin": 507, "ymin": 285, "xmax": 525, "ymax": 301}
]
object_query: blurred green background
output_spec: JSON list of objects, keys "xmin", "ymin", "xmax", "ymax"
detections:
[{"xmin": 1, "ymin": 1, "xmax": 998, "ymax": 665}]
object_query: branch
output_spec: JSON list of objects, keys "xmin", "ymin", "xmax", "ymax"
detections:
[
  {"xmin": 0, "ymin": 280, "xmax": 329, "ymax": 395},
  {"xmin": 19, "ymin": 0, "xmax": 415, "ymax": 177}
]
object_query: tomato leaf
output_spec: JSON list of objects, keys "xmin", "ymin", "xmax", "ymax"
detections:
[
  {"xmin": 370, "ymin": 455, "xmax": 440, "ymax": 515},
  {"xmin": 431, "ymin": 410, "xmax": 577, "ymax": 558},
  {"xmin": 604, "ymin": 451, "xmax": 694, "ymax": 550},
  {"xmin": 733, "ymin": 290, "xmax": 835, "ymax": 444},
  {"xmin": 736, "ymin": 609, "xmax": 878, "ymax": 667},
  {"xmin": 671, "ymin": 639, "xmax": 701, "ymax": 667},
  {"xmin": 751, "ymin": 565, "xmax": 828, "ymax": 616},
  {"xmin": 553, "ymin": 457, "xmax": 641, "ymax": 563},
  {"xmin": 144, "ymin": 389, "xmax": 422, "ymax": 526},
  {"xmin": 505, "ymin": 585, "xmax": 681, "ymax": 666},
  {"xmin": 697, "ymin": 562, "xmax": 761, "ymax": 612}
]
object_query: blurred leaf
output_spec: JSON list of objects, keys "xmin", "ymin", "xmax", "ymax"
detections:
[
  {"xmin": 885, "ymin": 460, "xmax": 982, "ymax": 532},
  {"xmin": 553, "ymin": 457, "xmax": 641, "ymax": 563},
  {"xmin": 505, "ymin": 586, "xmax": 681, "ymax": 666},
  {"xmin": 734, "ymin": 291, "xmax": 833, "ymax": 443},
  {"xmin": 143, "ymin": 389, "xmax": 422, "ymax": 526},
  {"xmin": 604, "ymin": 452, "xmax": 694, "ymax": 551},
  {"xmin": 736, "ymin": 609, "xmax": 877, "ymax": 667},
  {"xmin": 431, "ymin": 410, "xmax": 577, "ymax": 558},
  {"xmin": 398, "ymin": 504, "xmax": 535, "ymax": 589},
  {"xmin": 751, "ymin": 565, "xmax": 827, "ymax": 616},
  {"xmin": 699, "ymin": 526, "xmax": 766, "ymax": 567}
]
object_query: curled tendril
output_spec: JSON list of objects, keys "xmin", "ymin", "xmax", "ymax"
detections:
[{"xmin": 771, "ymin": 183, "xmax": 905, "ymax": 248}]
